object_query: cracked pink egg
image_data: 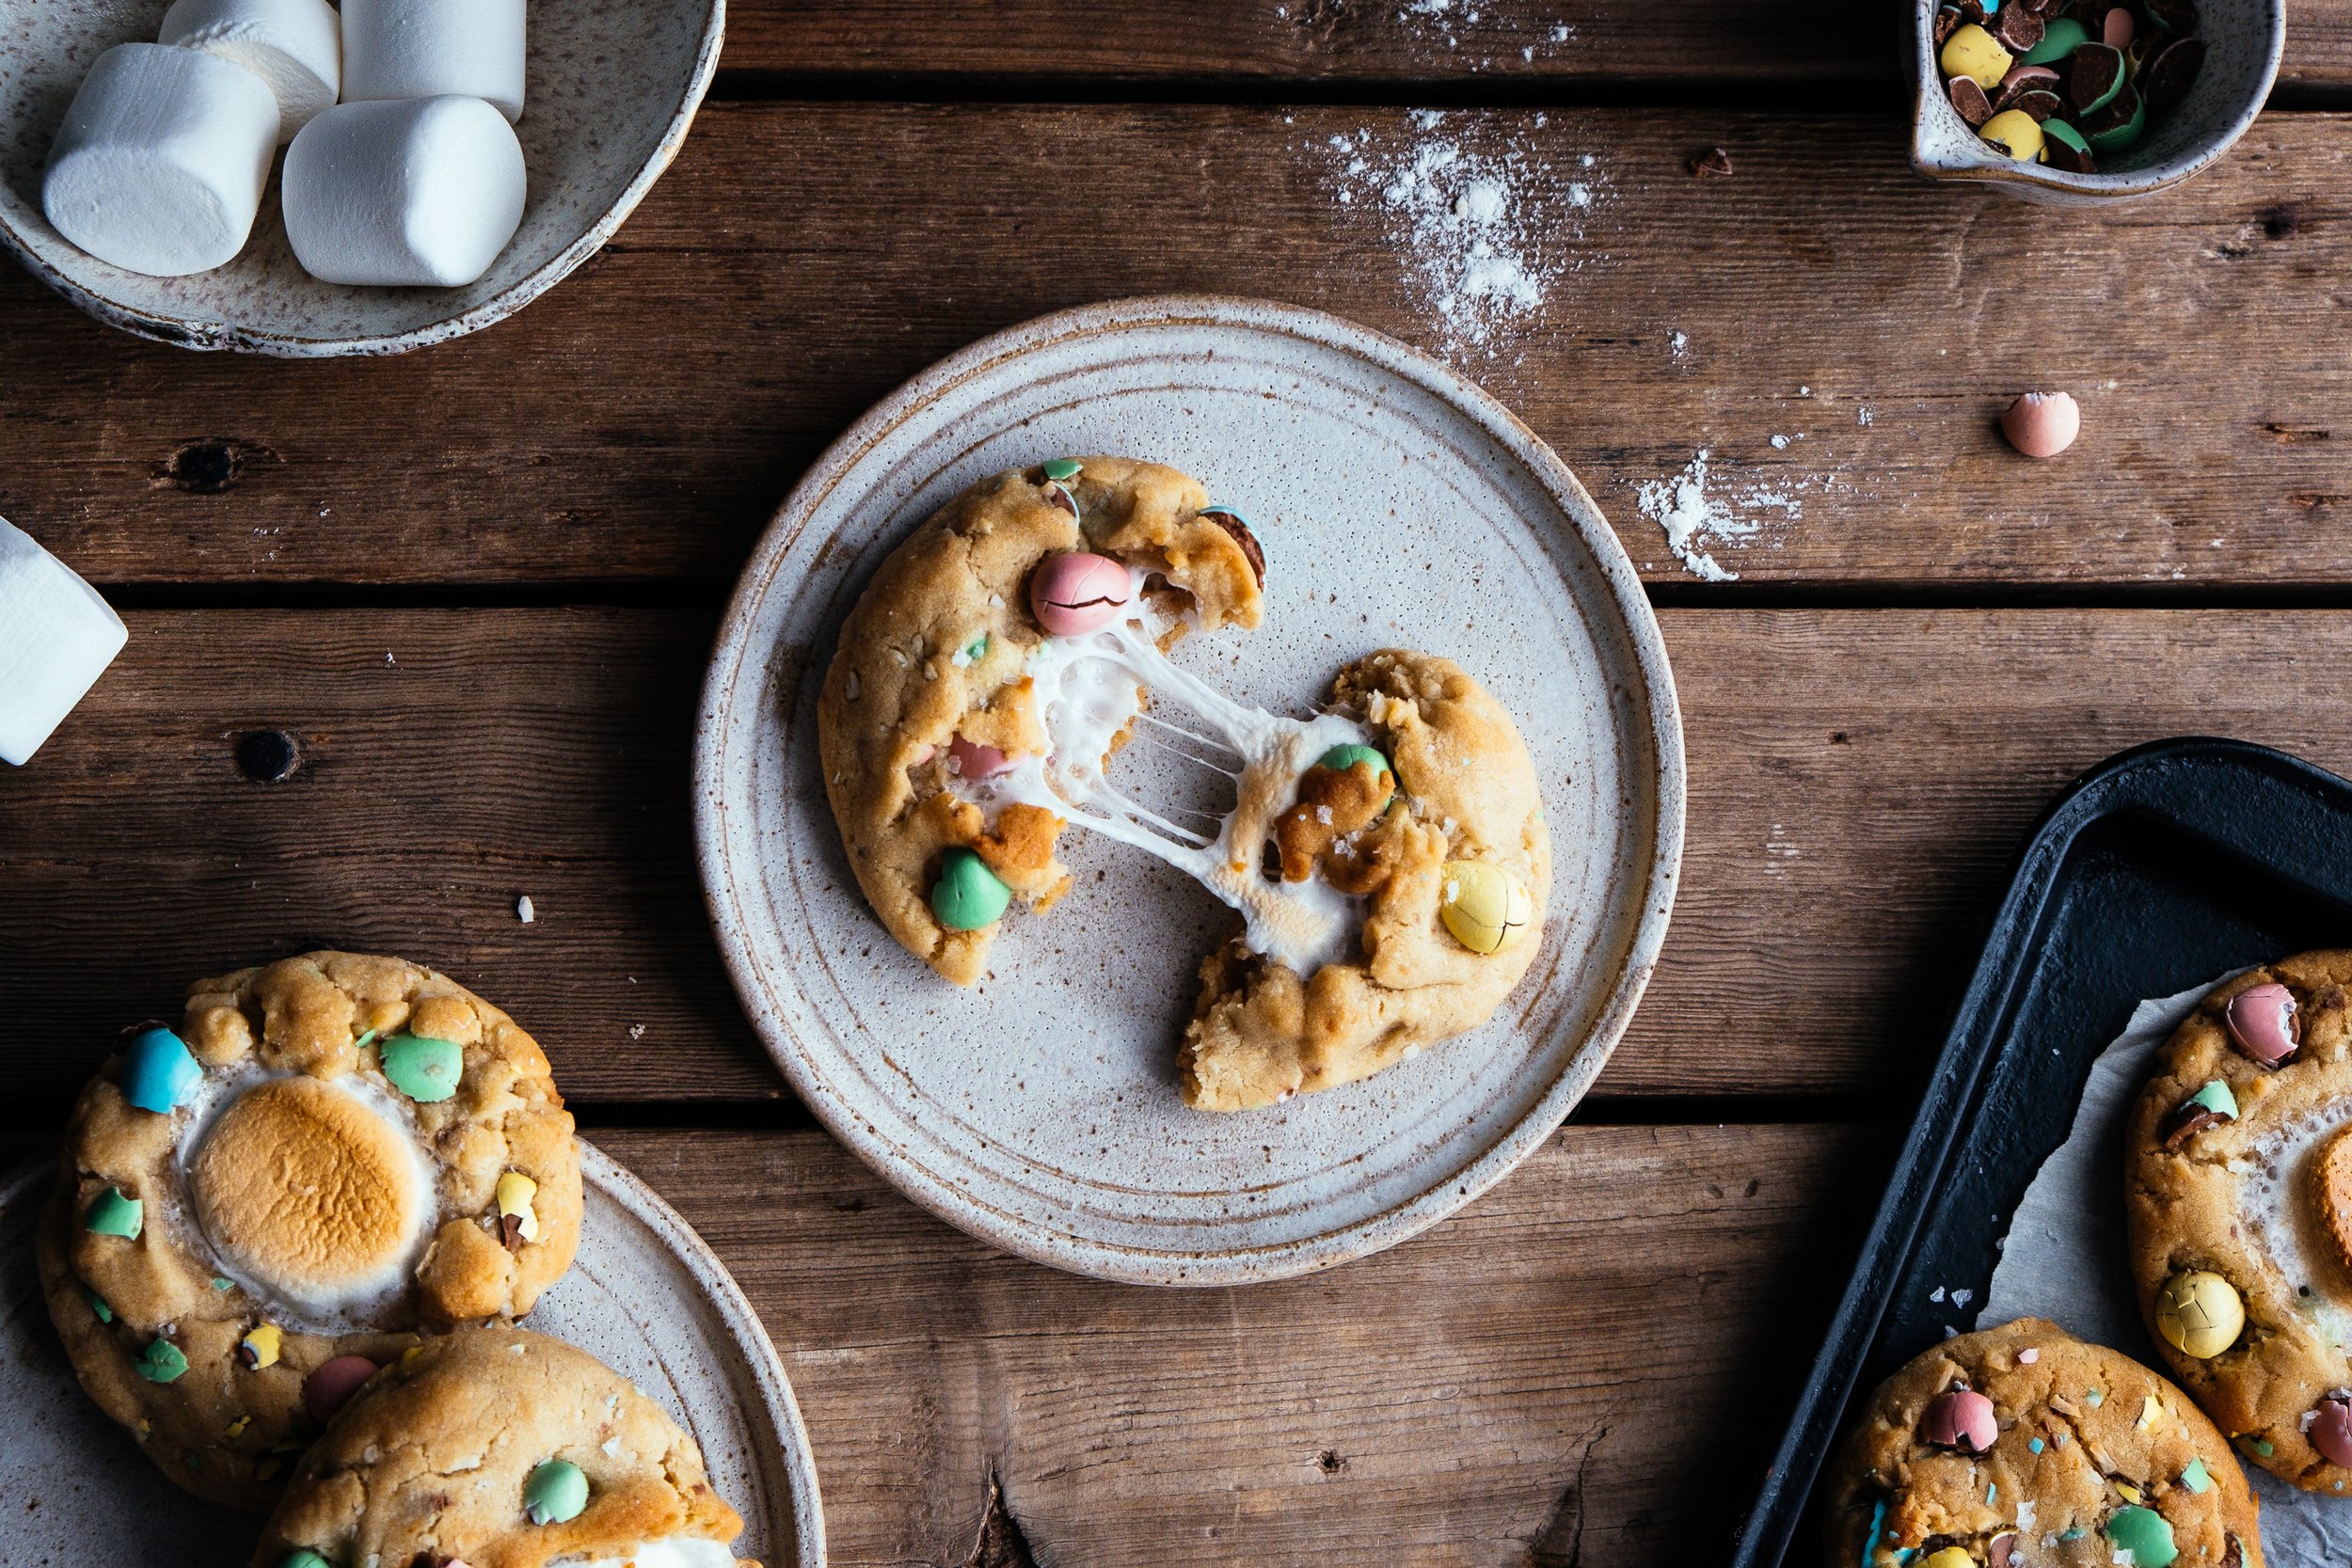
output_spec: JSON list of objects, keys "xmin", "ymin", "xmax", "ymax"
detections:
[
  {"xmin": 2226, "ymin": 982, "xmax": 2299, "ymax": 1067},
  {"xmin": 2000, "ymin": 391, "xmax": 2080, "ymax": 458},
  {"xmin": 1030, "ymin": 551, "xmax": 1131, "ymax": 636},
  {"xmin": 1919, "ymin": 1387, "xmax": 1996, "ymax": 1454},
  {"xmin": 2313, "ymin": 1395, "xmax": 2352, "ymax": 1466},
  {"xmin": 949, "ymin": 735, "xmax": 1012, "ymax": 780},
  {"xmin": 304, "ymin": 1354, "xmax": 379, "ymax": 1423}
]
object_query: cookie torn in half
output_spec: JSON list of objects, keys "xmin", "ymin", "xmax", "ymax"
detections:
[{"xmin": 816, "ymin": 458, "xmax": 1549, "ymax": 1112}]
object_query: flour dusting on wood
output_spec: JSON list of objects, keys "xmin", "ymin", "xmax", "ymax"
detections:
[{"xmin": 1635, "ymin": 449, "xmax": 1815, "ymax": 583}]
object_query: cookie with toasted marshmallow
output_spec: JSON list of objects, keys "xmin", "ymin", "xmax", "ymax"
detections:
[{"xmin": 37, "ymin": 951, "xmax": 581, "ymax": 1508}]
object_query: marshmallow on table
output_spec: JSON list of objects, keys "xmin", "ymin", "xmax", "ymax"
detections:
[
  {"xmin": 159, "ymin": 0, "xmax": 343, "ymax": 145},
  {"xmin": 284, "ymin": 96, "xmax": 527, "ymax": 287},
  {"xmin": 42, "ymin": 43, "xmax": 278, "ymax": 277},
  {"xmin": 0, "ymin": 519, "xmax": 129, "ymax": 767},
  {"xmin": 342, "ymin": 0, "xmax": 528, "ymax": 123}
]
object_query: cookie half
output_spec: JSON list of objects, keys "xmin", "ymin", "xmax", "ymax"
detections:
[
  {"xmin": 1824, "ymin": 1318, "xmax": 2262, "ymax": 1567},
  {"xmin": 256, "ymin": 1326, "xmax": 755, "ymax": 1568},
  {"xmin": 37, "ymin": 951, "xmax": 581, "ymax": 1508},
  {"xmin": 2125, "ymin": 951, "xmax": 2352, "ymax": 1489}
]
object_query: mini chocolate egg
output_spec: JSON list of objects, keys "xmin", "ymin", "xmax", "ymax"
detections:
[
  {"xmin": 2105, "ymin": 1505, "xmax": 2177, "ymax": 1568},
  {"xmin": 2312, "ymin": 1394, "xmax": 2352, "ymax": 1467},
  {"xmin": 378, "ymin": 1032, "xmax": 463, "ymax": 1101},
  {"xmin": 1438, "ymin": 861, "xmax": 1534, "ymax": 955},
  {"xmin": 495, "ymin": 1169, "xmax": 541, "ymax": 1247},
  {"xmin": 2040, "ymin": 118, "xmax": 2098, "ymax": 173},
  {"xmin": 1040, "ymin": 458, "xmax": 1083, "ymax": 483},
  {"xmin": 83, "ymin": 1184, "xmax": 142, "ymax": 1238},
  {"xmin": 2103, "ymin": 5, "xmax": 2136, "ymax": 47},
  {"xmin": 2225, "ymin": 981, "xmax": 2299, "ymax": 1066},
  {"xmin": 949, "ymin": 734, "xmax": 1014, "ymax": 780},
  {"xmin": 1920, "ymin": 1550, "xmax": 1976, "ymax": 1568},
  {"xmin": 1979, "ymin": 108, "xmax": 2046, "ymax": 162},
  {"xmin": 238, "ymin": 1322, "xmax": 283, "ymax": 1370},
  {"xmin": 2000, "ymin": 391, "xmax": 2081, "ymax": 458},
  {"xmin": 135, "ymin": 1337, "xmax": 189, "ymax": 1384},
  {"xmin": 1317, "ymin": 742, "xmax": 1392, "ymax": 782},
  {"xmin": 1941, "ymin": 23, "xmax": 2013, "ymax": 89},
  {"xmin": 2022, "ymin": 14, "xmax": 2089, "ymax": 63},
  {"xmin": 1919, "ymin": 1386, "xmax": 1997, "ymax": 1453},
  {"xmin": 277, "ymin": 1553, "xmax": 332, "ymax": 1568},
  {"xmin": 1029, "ymin": 551, "xmax": 1132, "ymax": 637},
  {"xmin": 2153, "ymin": 1270, "xmax": 2244, "ymax": 1358},
  {"xmin": 121, "ymin": 1025, "xmax": 203, "ymax": 1113},
  {"xmin": 524, "ymin": 1457, "xmax": 589, "ymax": 1524},
  {"xmin": 930, "ymin": 847, "xmax": 1011, "ymax": 931},
  {"xmin": 305, "ymin": 1354, "xmax": 379, "ymax": 1422}
]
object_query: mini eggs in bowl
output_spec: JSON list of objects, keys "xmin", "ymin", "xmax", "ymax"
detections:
[{"xmin": 0, "ymin": 0, "xmax": 723, "ymax": 354}]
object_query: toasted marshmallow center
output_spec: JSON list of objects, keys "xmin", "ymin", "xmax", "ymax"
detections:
[
  {"xmin": 188, "ymin": 1075, "xmax": 431, "ymax": 1317},
  {"xmin": 2239, "ymin": 1102, "xmax": 2352, "ymax": 1351}
]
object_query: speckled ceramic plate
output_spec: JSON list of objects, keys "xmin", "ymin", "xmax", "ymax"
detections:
[
  {"xmin": 0, "ymin": 0, "xmax": 723, "ymax": 355},
  {"xmin": 0, "ymin": 1143, "xmax": 825, "ymax": 1567},
  {"xmin": 696, "ymin": 294, "xmax": 1685, "ymax": 1286}
]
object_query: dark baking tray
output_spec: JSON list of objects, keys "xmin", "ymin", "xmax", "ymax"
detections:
[{"xmin": 1735, "ymin": 736, "xmax": 2352, "ymax": 1566}]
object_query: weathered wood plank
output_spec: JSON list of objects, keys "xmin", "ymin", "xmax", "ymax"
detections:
[
  {"xmin": 716, "ymin": 0, "xmax": 2352, "ymax": 94},
  {"xmin": 5, "ymin": 607, "xmax": 2352, "ymax": 1117},
  {"xmin": 591, "ymin": 1121, "xmax": 1882, "ymax": 1568},
  {"xmin": 0, "ymin": 105, "xmax": 2344, "ymax": 589}
]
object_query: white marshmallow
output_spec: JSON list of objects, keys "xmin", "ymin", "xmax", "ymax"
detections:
[
  {"xmin": 42, "ymin": 43, "xmax": 278, "ymax": 277},
  {"xmin": 159, "ymin": 0, "xmax": 342, "ymax": 145},
  {"xmin": 283, "ymin": 96, "xmax": 527, "ymax": 287},
  {"xmin": 341, "ymin": 0, "xmax": 527, "ymax": 123},
  {"xmin": 0, "ymin": 518, "xmax": 129, "ymax": 768}
]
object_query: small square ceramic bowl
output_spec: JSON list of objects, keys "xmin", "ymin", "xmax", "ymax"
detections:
[
  {"xmin": 0, "ymin": 0, "xmax": 723, "ymax": 355},
  {"xmin": 1912, "ymin": 0, "xmax": 2281, "ymax": 204}
]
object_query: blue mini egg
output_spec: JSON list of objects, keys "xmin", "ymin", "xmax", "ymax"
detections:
[{"xmin": 121, "ymin": 1026, "xmax": 202, "ymax": 1113}]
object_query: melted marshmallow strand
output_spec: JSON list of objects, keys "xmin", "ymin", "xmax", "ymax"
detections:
[
  {"xmin": 564, "ymin": 1540, "xmax": 740, "ymax": 1568},
  {"xmin": 967, "ymin": 574, "xmax": 1371, "ymax": 975}
]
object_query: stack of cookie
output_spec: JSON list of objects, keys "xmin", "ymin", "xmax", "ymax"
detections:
[{"xmin": 38, "ymin": 950, "xmax": 758, "ymax": 1568}]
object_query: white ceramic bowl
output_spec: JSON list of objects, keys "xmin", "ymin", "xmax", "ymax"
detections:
[
  {"xmin": 0, "ymin": 0, "xmax": 723, "ymax": 355},
  {"xmin": 1911, "ymin": 0, "xmax": 2281, "ymax": 204}
]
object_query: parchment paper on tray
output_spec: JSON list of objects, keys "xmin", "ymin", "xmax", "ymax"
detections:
[{"xmin": 1978, "ymin": 975, "xmax": 2349, "ymax": 1561}]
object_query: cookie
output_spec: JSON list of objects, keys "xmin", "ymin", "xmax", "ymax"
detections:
[
  {"xmin": 255, "ymin": 1326, "xmax": 755, "ymax": 1568},
  {"xmin": 2125, "ymin": 951, "xmax": 2352, "ymax": 1490},
  {"xmin": 1824, "ymin": 1318, "xmax": 2263, "ymax": 1567},
  {"xmin": 817, "ymin": 458, "xmax": 1549, "ymax": 1111},
  {"xmin": 37, "ymin": 951, "xmax": 581, "ymax": 1508}
]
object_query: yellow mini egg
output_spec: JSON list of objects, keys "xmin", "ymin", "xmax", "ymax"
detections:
[
  {"xmin": 1921, "ymin": 1550, "xmax": 1978, "ymax": 1568},
  {"xmin": 495, "ymin": 1169, "xmax": 542, "ymax": 1243},
  {"xmin": 1940, "ymin": 24, "xmax": 2013, "ymax": 90},
  {"xmin": 1979, "ymin": 109, "xmax": 2047, "ymax": 163},
  {"xmin": 1438, "ymin": 861, "xmax": 1534, "ymax": 954},
  {"xmin": 2154, "ymin": 1270, "xmax": 2245, "ymax": 1359}
]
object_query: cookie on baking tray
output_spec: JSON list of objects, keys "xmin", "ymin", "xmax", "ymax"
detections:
[
  {"xmin": 816, "ymin": 457, "xmax": 1550, "ymax": 1112},
  {"xmin": 1824, "ymin": 1318, "xmax": 2262, "ymax": 1568},
  {"xmin": 37, "ymin": 951, "xmax": 582, "ymax": 1509},
  {"xmin": 255, "ymin": 1325, "xmax": 755, "ymax": 1568},
  {"xmin": 2124, "ymin": 950, "xmax": 2352, "ymax": 1492}
]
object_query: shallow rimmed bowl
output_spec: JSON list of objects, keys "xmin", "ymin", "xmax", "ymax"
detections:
[
  {"xmin": 1911, "ymin": 0, "xmax": 2280, "ymax": 204},
  {"xmin": 695, "ymin": 293, "xmax": 1686, "ymax": 1286},
  {"xmin": 0, "ymin": 0, "xmax": 723, "ymax": 355}
]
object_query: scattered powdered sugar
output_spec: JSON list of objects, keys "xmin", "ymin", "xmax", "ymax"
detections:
[
  {"xmin": 1667, "ymin": 329, "xmax": 1690, "ymax": 363},
  {"xmin": 1310, "ymin": 113, "xmax": 1606, "ymax": 356},
  {"xmin": 1635, "ymin": 447, "xmax": 1817, "ymax": 582}
]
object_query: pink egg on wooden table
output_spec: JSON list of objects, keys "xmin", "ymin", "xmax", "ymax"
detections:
[
  {"xmin": 2000, "ymin": 391, "xmax": 2080, "ymax": 458},
  {"xmin": 1030, "ymin": 551, "xmax": 1132, "ymax": 636}
]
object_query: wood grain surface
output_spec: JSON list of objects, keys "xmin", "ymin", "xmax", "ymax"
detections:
[
  {"xmin": 6, "ymin": 606, "xmax": 2347, "ymax": 1118},
  {"xmin": 717, "ymin": 0, "xmax": 2352, "ymax": 94},
  {"xmin": 593, "ymin": 1121, "xmax": 1883, "ymax": 1568},
  {"xmin": 3, "ymin": 105, "xmax": 2344, "ymax": 591}
]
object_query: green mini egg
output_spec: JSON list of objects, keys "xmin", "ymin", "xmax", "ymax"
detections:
[
  {"xmin": 1317, "ymin": 743, "xmax": 1391, "ymax": 781},
  {"xmin": 1438, "ymin": 861, "xmax": 1534, "ymax": 955},
  {"xmin": 2105, "ymin": 1504, "xmax": 2177, "ymax": 1568},
  {"xmin": 378, "ymin": 1033, "xmax": 463, "ymax": 1102},
  {"xmin": 523, "ymin": 1458, "xmax": 589, "ymax": 1525},
  {"xmin": 1041, "ymin": 459, "xmax": 1082, "ymax": 482},
  {"xmin": 930, "ymin": 847, "xmax": 1011, "ymax": 932},
  {"xmin": 2023, "ymin": 15, "xmax": 2090, "ymax": 63},
  {"xmin": 2187, "ymin": 1079, "xmax": 2238, "ymax": 1118},
  {"xmin": 135, "ymin": 1337, "xmax": 189, "ymax": 1384},
  {"xmin": 84, "ymin": 1185, "xmax": 143, "ymax": 1238},
  {"xmin": 278, "ymin": 1552, "xmax": 333, "ymax": 1568},
  {"xmin": 2086, "ymin": 86, "xmax": 2146, "ymax": 152}
]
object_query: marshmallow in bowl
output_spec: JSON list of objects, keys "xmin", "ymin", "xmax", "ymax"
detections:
[
  {"xmin": 42, "ymin": 43, "xmax": 278, "ymax": 277},
  {"xmin": 341, "ymin": 0, "xmax": 528, "ymax": 123},
  {"xmin": 0, "ymin": 518, "xmax": 128, "ymax": 767},
  {"xmin": 158, "ymin": 0, "xmax": 342, "ymax": 145},
  {"xmin": 283, "ymin": 97, "xmax": 528, "ymax": 288}
]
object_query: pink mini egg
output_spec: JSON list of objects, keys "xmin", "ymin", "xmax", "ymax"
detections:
[
  {"xmin": 2314, "ymin": 1395, "xmax": 2352, "ymax": 1467},
  {"xmin": 2000, "ymin": 391, "xmax": 2080, "ymax": 458},
  {"xmin": 1998, "ymin": 63, "xmax": 2061, "ymax": 93},
  {"xmin": 1030, "ymin": 551, "xmax": 1131, "ymax": 636},
  {"xmin": 304, "ymin": 1354, "xmax": 380, "ymax": 1423},
  {"xmin": 2226, "ymin": 982, "xmax": 2300, "ymax": 1067},
  {"xmin": 1919, "ymin": 1387, "xmax": 1997, "ymax": 1454},
  {"xmin": 949, "ymin": 735, "xmax": 1013, "ymax": 779},
  {"xmin": 2103, "ymin": 6, "xmax": 2136, "ymax": 48}
]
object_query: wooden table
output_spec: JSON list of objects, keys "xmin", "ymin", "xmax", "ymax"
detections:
[{"xmin": 6, "ymin": 4, "xmax": 2349, "ymax": 1560}]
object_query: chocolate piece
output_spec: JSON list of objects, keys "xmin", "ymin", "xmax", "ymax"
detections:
[
  {"xmin": 1990, "ymin": 1535, "xmax": 2021, "ymax": 1568},
  {"xmin": 1951, "ymin": 75, "xmax": 1996, "ymax": 125},
  {"xmin": 1689, "ymin": 146, "xmax": 1734, "ymax": 178},
  {"xmin": 2162, "ymin": 1103, "xmax": 2227, "ymax": 1149},
  {"xmin": 2068, "ymin": 43, "xmax": 2126, "ymax": 115},
  {"xmin": 2141, "ymin": 35, "xmax": 2206, "ymax": 112},
  {"xmin": 501, "ymin": 1212, "xmax": 528, "ymax": 1252},
  {"xmin": 1994, "ymin": 7, "xmax": 2046, "ymax": 54},
  {"xmin": 2014, "ymin": 88, "xmax": 2065, "ymax": 120},
  {"xmin": 2041, "ymin": 118, "xmax": 2098, "ymax": 172},
  {"xmin": 1935, "ymin": 5, "xmax": 1963, "ymax": 45},
  {"xmin": 2082, "ymin": 81, "xmax": 2145, "ymax": 150},
  {"xmin": 1957, "ymin": 0, "xmax": 1990, "ymax": 23},
  {"xmin": 1204, "ymin": 511, "xmax": 1265, "ymax": 585}
]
